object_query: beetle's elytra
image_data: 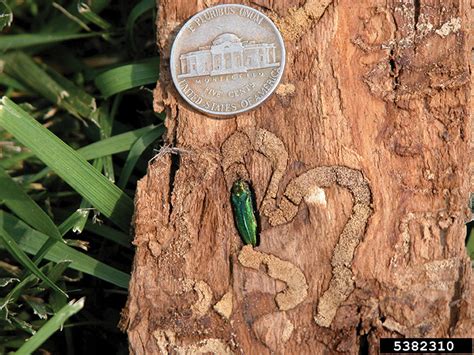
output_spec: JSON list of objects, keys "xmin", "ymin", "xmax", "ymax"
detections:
[{"xmin": 231, "ymin": 179, "xmax": 258, "ymax": 246}]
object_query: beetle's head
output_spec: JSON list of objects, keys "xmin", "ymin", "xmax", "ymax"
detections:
[{"xmin": 231, "ymin": 179, "xmax": 249, "ymax": 196}]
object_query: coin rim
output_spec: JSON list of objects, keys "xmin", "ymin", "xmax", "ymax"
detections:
[{"xmin": 170, "ymin": 4, "xmax": 286, "ymax": 117}]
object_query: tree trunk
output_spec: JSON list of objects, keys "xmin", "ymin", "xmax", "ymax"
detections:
[{"xmin": 121, "ymin": 0, "xmax": 472, "ymax": 353}]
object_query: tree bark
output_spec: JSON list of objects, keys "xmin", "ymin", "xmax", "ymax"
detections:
[{"xmin": 121, "ymin": 0, "xmax": 472, "ymax": 353}]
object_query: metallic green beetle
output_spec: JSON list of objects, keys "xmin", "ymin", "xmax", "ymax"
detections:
[{"xmin": 231, "ymin": 180, "xmax": 258, "ymax": 246}]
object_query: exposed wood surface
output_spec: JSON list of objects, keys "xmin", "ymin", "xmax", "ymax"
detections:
[{"xmin": 122, "ymin": 1, "xmax": 472, "ymax": 353}]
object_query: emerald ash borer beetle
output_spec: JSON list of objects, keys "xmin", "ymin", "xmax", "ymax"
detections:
[{"xmin": 231, "ymin": 179, "xmax": 258, "ymax": 246}]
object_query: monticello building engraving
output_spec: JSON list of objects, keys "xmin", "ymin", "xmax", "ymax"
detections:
[{"xmin": 178, "ymin": 33, "xmax": 279, "ymax": 78}]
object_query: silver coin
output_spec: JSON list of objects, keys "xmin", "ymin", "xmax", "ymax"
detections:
[{"xmin": 170, "ymin": 4, "xmax": 285, "ymax": 117}]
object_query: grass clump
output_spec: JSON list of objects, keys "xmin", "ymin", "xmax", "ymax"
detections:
[{"xmin": 0, "ymin": 0, "xmax": 160, "ymax": 353}]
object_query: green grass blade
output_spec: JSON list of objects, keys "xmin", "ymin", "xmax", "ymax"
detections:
[
  {"xmin": 45, "ymin": 66, "xmax": 98, "ymax": 122},
  {"xmin": 0, "ymin": 152, "xmax": 34, "ymax": 169},
  {"xmin": 0, "ymin": 268, "xmax": 44, "ymax": 311},
  {"xmin": 14, "ymin": 298, "xmax": 85, "ymax": 355},
  {"xmin": 11, "ymin": 317, "xmax": 35, "ymax": 335},
  {"xmin": 60, "ymin": 212, "xmax": 132, "ymax": 248},
  {"xmin": 0, "ymin": 211, "xmax": 130, "ymax": 288},
  {"xmin": 68, "ymin": 158, "xmax": 103, "ymax": 235},
  {"xmin": 117, "ymin": 125, "xmax": 164, "ymax": 189},
  {"xmin": 21, "ymin": 126, "xmax": 157, "ymax": 186},
  {"xmin": 77, "ymin": 125, "xmax": 155, "ymax": 160},
  {"xmin": 85, "ymin": 222, "xmax": 131, "ymax": 248},
  {"xmin": 20, "ymin": 167, "xmax": 50, "ymax": 186},
  {"xmin": 0, "ymin": 32, "xmax": 101, "ymax": 51},
  {"xmin": 96, "ymin": 103, "xmax": 115, "ymax": 182},
  {"xmin": 3, "ymin": 126, "xmax": 156, "ymax": 170},
  {"xmin": 77, "ymin": 1, "xmax": 112, "ymax": 30},
  {"xmin": 0, "ymin": 167, "xmax": 62, "ymax": 241},
  {"xmin": 43, "ymin": 0, "xmax": 110, "ymax": 33},
  {"xmin": 58, "ymin": 210, "xmax": 88, "ymax": 236},
  {"xmin": 33, "ymin": 238, "xmax": 58, "ymax": 266},
  {"xmin": 0, "ymin": 2, "xmax": 13, "ymax": 31},
  {"xmin": 40, "ymin": 261, "xmax": 71, "ymax": 287},
  {"xmin": 94, "ymin": 57, "xmax": 159, "ymax": 98},
  {"xmin": 0, "ymin": 166, "xmax": 62, "ymax": 264},
  {"xmin": 0, "ymin": 226, "xmax": 66, "ymax": 297},
  {"xmin": 71, "ymin": 201, "xmax": 92, "ymax": 234},
  {"xmin": 24, "ymin": 296, "xmax": 49, "ymax": 320},
  {"xmin": 51, "ymin": 2, "xmax": 91, "ymax": 32},
  {"xmin": 0, "ymin": 73, "xmax": 30, "ymax": 93},
  {"xmin": 126, "ymin": 0, "xmax": 154, "ymax": 52},
  {"xmin": 2, "ymin": 52, "xmax": 97, "ymax": 120},
  {"xmin": 0, "ymin": 97, "xmax": 133, "ymax": 232},
  {"xmin": 101, "ymin": 96, "xmax": 122, "ymax": 181}
]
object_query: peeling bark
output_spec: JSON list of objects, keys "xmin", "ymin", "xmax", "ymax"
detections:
[{"xmin": 122, "ymin": 1, "xmax": 472, "ymax": 354}]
